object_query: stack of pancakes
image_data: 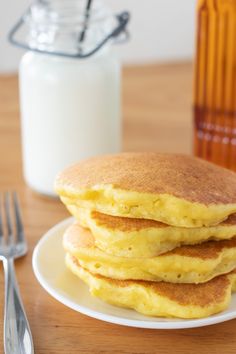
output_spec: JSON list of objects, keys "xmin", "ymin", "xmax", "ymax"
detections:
[{"xmin": 55, "ymin": 153, "xmax": 236, "ymax": 319}]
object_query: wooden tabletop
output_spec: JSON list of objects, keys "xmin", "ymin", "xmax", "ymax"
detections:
[{"xmin": 1, "ymin": 62, "xmax": 234, "ymax": 354}]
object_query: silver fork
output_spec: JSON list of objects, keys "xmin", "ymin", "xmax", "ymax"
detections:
[{"xmin": 0, "ymin": 192, "xmax": 34, "ymax": 354}]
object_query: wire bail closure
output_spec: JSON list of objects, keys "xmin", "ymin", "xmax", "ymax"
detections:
[{"xmin": 8, "ymin": 8, "xmax": 130, "ymax": 59}]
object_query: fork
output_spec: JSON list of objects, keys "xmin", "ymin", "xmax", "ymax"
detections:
[{"xmin": 0, "ymin": 192, "xmax": 34, "ymax": 354}]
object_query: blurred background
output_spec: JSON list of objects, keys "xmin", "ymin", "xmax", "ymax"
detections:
[{"xmin": 0, "ymin": 0, "xmax": 196, "ymax": 73}]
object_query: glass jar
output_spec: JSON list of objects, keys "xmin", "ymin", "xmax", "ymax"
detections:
[
  {"xmin": 194, "ymin": 0, "xmax": 236, "ymax": 170},
  {"xmin": 9, "ymin": 0, "xmax": 129, "ymax": 196}
]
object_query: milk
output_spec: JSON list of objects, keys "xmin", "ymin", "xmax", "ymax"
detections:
[{"xmin": 19, "ymin": 50, "xmax": 121, "ymax": 196}]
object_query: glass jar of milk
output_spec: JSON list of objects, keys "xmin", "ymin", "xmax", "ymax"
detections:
[{"xmin": 9, "ymin": 0, "xmax": 130, "ymax": 196}]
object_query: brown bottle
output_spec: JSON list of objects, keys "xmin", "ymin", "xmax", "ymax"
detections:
[{"xmin": 194, "ymin": 0, "xmax": 236, "ymax": 170}]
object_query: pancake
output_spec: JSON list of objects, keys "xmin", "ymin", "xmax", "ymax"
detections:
[
  {"xmin": 64, "ymin": 223, "xmax": 236, "ymax": 283},
  {"xmin": 66, "ymin": 253, "xmax": 236, "ymax": 319},
  {"xmin": 76, "ymin": 208, "xmax": 236, "ymax": 257},
  {"xmin": 55, "ymin": 153, "xmax": 236, "ymax": 227}
]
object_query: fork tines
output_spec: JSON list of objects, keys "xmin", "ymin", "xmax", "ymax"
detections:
[{"xmin": 0, "ymin": 192, "xmax": 24, "ymax": 246}]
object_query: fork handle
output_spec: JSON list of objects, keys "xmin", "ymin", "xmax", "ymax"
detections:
[{"xmin": 3, "ymin": 258, "xmax": 34, "ymax": 354}]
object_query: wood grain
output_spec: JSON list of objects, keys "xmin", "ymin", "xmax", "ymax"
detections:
[{"xmin": 0, "ymin": 63, "xmax": 233, "ymax": 354}]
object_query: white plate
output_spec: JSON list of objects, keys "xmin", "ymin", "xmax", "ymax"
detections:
[{"xmin": 32, "ymin": 217, "xmax": 236, "ymax": 329}]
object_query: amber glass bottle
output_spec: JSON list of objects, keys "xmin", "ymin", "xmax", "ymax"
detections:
[{"xmin": 194, "ymin": 0, "xmax": 236, "ymax": 170}]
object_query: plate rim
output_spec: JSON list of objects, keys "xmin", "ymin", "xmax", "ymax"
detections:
[{"xmin": 32, "ymin": 217, "xmax": 236, "ymax": 329}]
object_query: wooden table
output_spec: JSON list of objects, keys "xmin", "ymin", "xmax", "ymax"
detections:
[{"xmin": 1, "ymin": 62, "xmax": 233, "ymax": 354}]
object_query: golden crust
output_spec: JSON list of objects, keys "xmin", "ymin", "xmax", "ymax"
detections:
[
  {"xmin": 65, "ymin": 223, "xmax": 94, "ymax": 249},
  {"xmin": 148, "ymin": 275, "xmax": 231, "ymax": 307},
  {"xmin": 91, "ymin": 210, "xmax": 164, "ymax": 231},
  {"xmin": 164, "ymin": 238, "xmax": 236, "ymax": 259},
  {"xmin": 55, "ymin": 153, "xmax": 236, "ymax": 205},
  {"xmin": 91, "ymin": 210, "xmax": 236, "ymax": 232}
]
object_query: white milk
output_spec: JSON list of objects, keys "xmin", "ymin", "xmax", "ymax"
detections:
[{"xmin": 19, "ymin": 50, "xmax": 121, "ymax": 196}]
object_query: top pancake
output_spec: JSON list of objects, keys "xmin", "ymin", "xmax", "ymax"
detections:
[{"xmin": 55, "ymin": 153, "xmax": 236, "ymax": 227}]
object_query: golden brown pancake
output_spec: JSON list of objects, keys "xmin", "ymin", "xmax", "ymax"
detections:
[
  {"xmin": 63, "ymin": 223, "xmax": 236, "ymax": 283},
  {"xmin": 55, "ymin": 153, "xmax": 236, "ymax": 227},
  {"xmin": 76, "ymin": 208, "xmax": 236, "ymax": 257},
  {"xmin": 66, "ymin": 253, "xmax": 236, "ymax": 319}
]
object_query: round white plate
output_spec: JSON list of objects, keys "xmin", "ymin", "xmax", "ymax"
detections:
[{"xmin": 32, "ymin": 217, "xmax": 236, "ymax": 329}]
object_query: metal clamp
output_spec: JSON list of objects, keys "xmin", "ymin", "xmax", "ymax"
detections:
[{"xmin": 8, "ymin": 8, "xmax": 130, "ymax": 58}]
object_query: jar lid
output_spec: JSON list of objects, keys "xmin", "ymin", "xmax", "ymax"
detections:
[{"xmin": 8, "ymin": 0, "xmax": 130, "ymax": 58}]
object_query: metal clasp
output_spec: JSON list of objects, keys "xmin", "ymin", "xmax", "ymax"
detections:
[{"xmin": 8, "ymin": 8, "xmax": 130, "ymax": 58}]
